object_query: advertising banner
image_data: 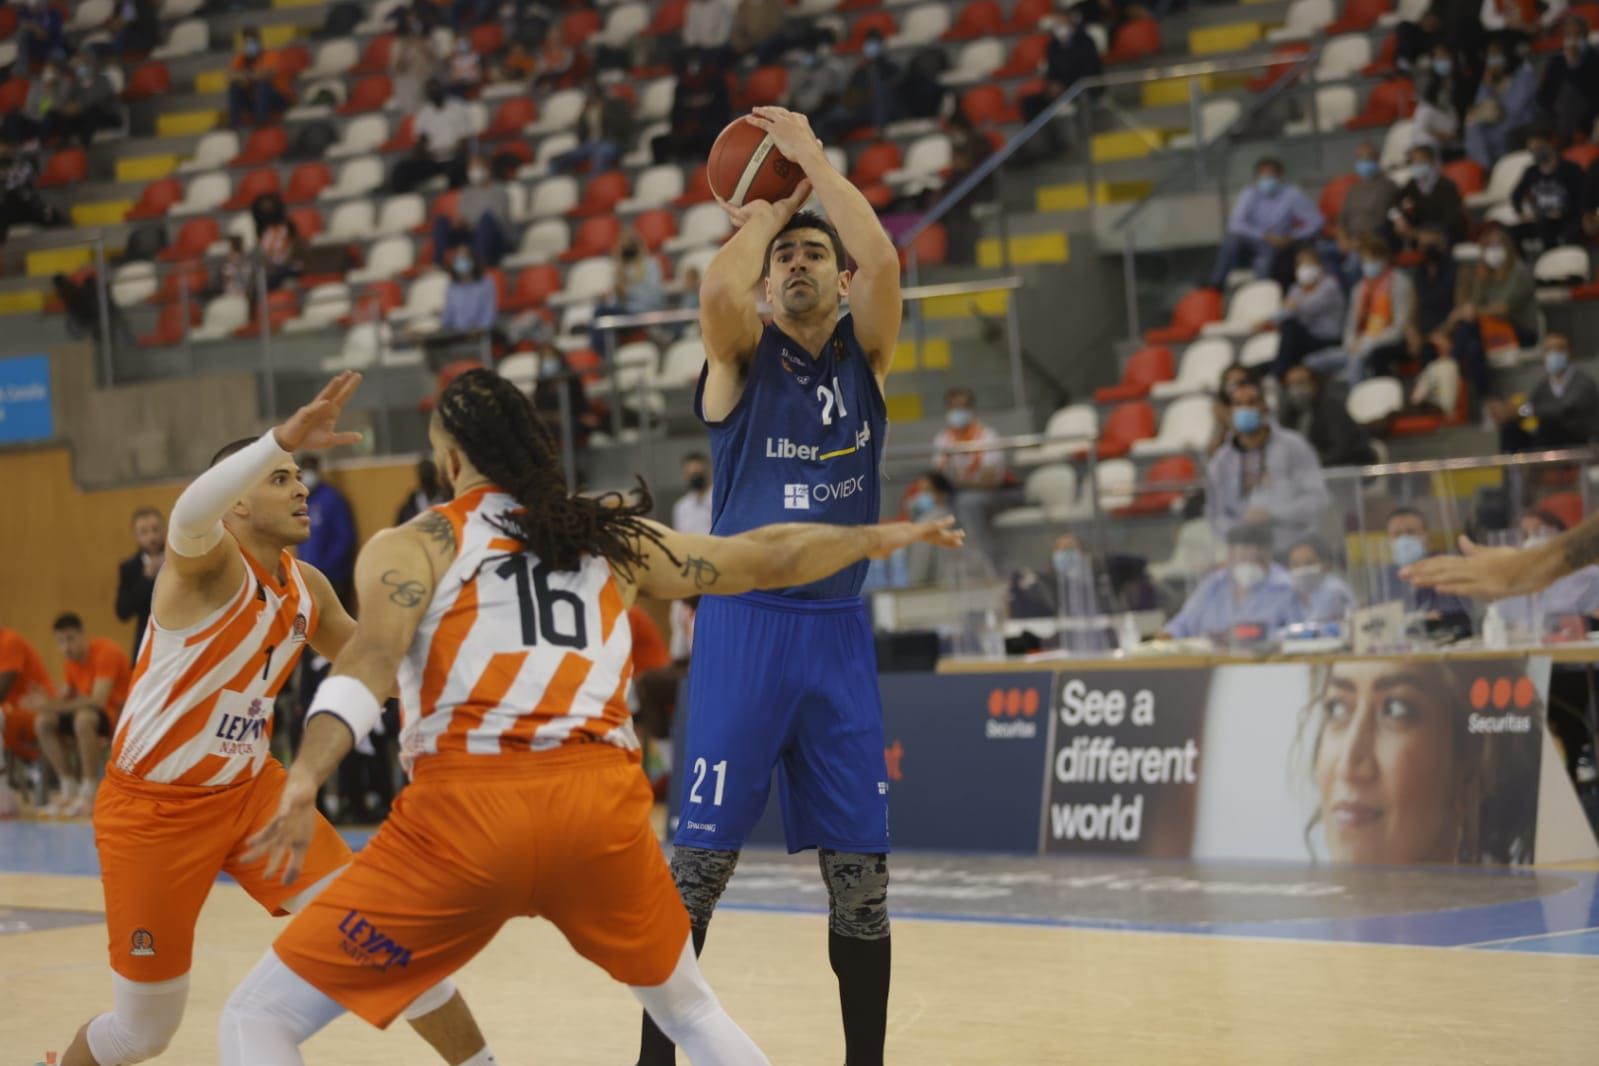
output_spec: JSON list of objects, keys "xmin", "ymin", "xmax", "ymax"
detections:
[{"xmin": 0, "ymin": 354, "xmax": 52, "ymax": 445}]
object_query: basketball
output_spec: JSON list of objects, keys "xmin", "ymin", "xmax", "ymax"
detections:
[{"xmin": 707, "ymin": 116, "xmax": 806, "ymax": 208}]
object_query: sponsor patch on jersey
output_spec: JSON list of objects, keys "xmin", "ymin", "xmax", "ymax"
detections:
[
  {"xmin": 336, "ymin": 909, "xmax": 414, "ymax": 971},
  {"xmin": 130, "ymin": 928, "xmax": 155, "ymax": 957},
  {"xmin": 777, "ymin": 347, "xmax": 813, "ymax": 386},
  {"xmin": 290, "ymin": 613, "xmax": 308, "ymax": 642}
]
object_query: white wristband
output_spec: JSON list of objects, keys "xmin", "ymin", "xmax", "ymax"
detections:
[{"xmin": 306, "ymin": 675, "xmax": 384, "ymax": 747}]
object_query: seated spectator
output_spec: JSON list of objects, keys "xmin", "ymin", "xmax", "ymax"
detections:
[
  {"xmin": 394, "ymin": 79, "xmax": 474, "ymax": 192},
  {"xmin": 1410, "ymin": 64, "xmax": 1463, "ymax": 157},
  {"xmin": 213, "ymin": 236, "xmax": 254, "ymax": 298},
  {"xmin": 252, "ymin": 193, "xmax": 303, "ymax": 292},
  {"xmin": 1206, "ymin": 378, "xmax": 1330, "ymax": 554},
  {"xmin": 445, "ymin": 35, "xmax": 483, "ymax": 98},
  {"xmin": 34, "ymin": 613, "xmax": 130, "ymax": 818},
  {"xmin": 1343, "ymin": 234, "xmax": 1415, "ymax": 383},
  {"xmin": 1335, "ymin": 143, "xmax": 1400, "ymax": 263},
  {"xmin": 108, "ymin": 0, "xmax": 160, "ymax": 57},
  {"xmin": 2, "ymin": 62, "xmax": 64, "ymax": 146},
  {"xmin": 54, "ymin": 53, "xmax": 121, "ymax": 148},
  {"xmin": 682, "ymin": 0, "xmax": 733, "ymax": 69},
  {"xmin": 433, "ymin": 156, "xmax": 512, "ymax": 267},
  {"xmin": 816, "ymin": 30, "xmax": 899, "ymax": 143},
  {"xmin": 1538, "ymin": 17, "xmax": 1599, "ymax": 141},
  {"xmin": 1161, "ymin": 523, "xmax": 1301, "ymax": 642},
  {"xmin": 904, "ymin": 473, "xmax": 992, "ymax": 587},
  {"xmin": 496, "ymin": 41, "xmax": 537, "ymax": 85},
  {"xmin": 16, "ymin": 0, "xmax": 66, "ymax": 69},
  {"xmin": 1465, "ymin": 41, "xmax": 1538, "ymax": 168},
  {"xmin": 1497, "ymin": 508, "xmax": 1599, "ymax": 635},
  {"xmin": 591, "ymin": 229, "xmax": 666, "ymax": 356},
  {"xmin": 731, "ymin": 0, "xmax": 786, "ymax": 62},
  {"xmin": 532, "ymin": 25, "xmax": 575, "ymax": 89},
  {"xmin": 1207, "ymin": 157, "xmax": 1323, "ymax": 290},
  {"xmin": 1489, "ymin": 333, "xmax": 1599, "ymax": 451},
  {"xmin": 898, "ymin": 47, "xmax": 950, "ymax": 124},
  {"xmin": 552, "ymin": 84, "xmax": 633, "ymax": 175},
  {"xmin": 786, "ymin": 38, "xmax": 846, "ymax": 116},
  {"xmin": 1509, "ymin": 126, "xmax": 1586, "ymax": 253},
  {"xmin": 1392, "ymin": 143, "xmax": 1467, "ymax": 247},
  {"xmin": 0, "ymin": 142, "xmax": 65, "ymax": 242},
  {"xmin": 1206, "ymin": 364, "xmax": 1256, "ymax": 454},
  {"xmin": 532, "ymin": 345, "xmax": 598, "ymax": 446},
  {"xmin": 1374, "ymin": 506, "xmax": 1472, "ymax": 633},
  {"xmin": 656, "ymin": 51, "xmax": 733, "ymax": 165},
  {"xmin": 391, "ymin": 13, "xmax": 439, "ymax": 114},
  {"xmin": 439, "ymin": 245, "xmax": 498, "ymax": 336},
  {"xmin": 1286, "ymin": 536, "xmax": 1356, "ymax": 624},
  {"xmin": 933, "ymin": 389, "xmax": 1014, "ymax": 566},
  {"xmin": 1279, "ymin": 364, "xmax": 1378, "ymax": 467},
  {"xmin": 228, "ymin": 28, "xmax": 293, "ymax": 128},
  {"xmin": 1270, "ymin": 247, "xmax": 1347, "ymax": 378},
  {"xmin": 1018, "ymin": 6, "xmax": 1101, "ymax": 162},
  {"xmin": 1044, "ymin": 531, "xmax": 1114, "ymax": 652},
  {"xmin": 1407, "ymin": 224, "xmax": 1458, "ymax": 364},
  {"xmin": 1442, "ymin": 226, "xmax": 1537, "ymax": 409}
]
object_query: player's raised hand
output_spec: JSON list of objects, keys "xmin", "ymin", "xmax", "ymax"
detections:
[
  {"xmin": 867, "ymin": 515, "xmax": 966, "ymax": 559},
  {"xmin": 1400, "ymin": 533, "xmax": 1563, "ymax": 600},
  {"xmin": 715, "ymin": 177, "xmax": 813, "ymax": 231},
  {"xmin": 746, "ymin": 107, "xmax": 825, "ymax": 167},
  {"xmin": 273, "ymin": 370, "xmax": 365, "ymax": 453},
  {"xmin": 241, "ymin": 772, "xmax": 320, "ymax": 885}
]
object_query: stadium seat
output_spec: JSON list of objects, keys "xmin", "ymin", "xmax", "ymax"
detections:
[
  {"xmin": 344, "ymin": 280, "xmax": 404, "ymax": 323},
  {"xmin": 304, "ymin": 38, "xmax": 359, "ymax": 81},
  {"xmin": 527, "ymin": 88, "xmax": 587, "ymax": 135},
  {"xmin": 1279, "ymin": 85, "xmax": 1358, "ymax": 136},
  {"xmin": 1201, "ymin": 280, "xmax": 1282, "ymax": 338},
  {"xmin": 1148, "ymin": 517, "xmax": 1223, "ymax": 582},
  {"xmin": 151, "ymin": 18, "xmax": 206, "ymax": 59},
  {"xmin": 1347, "ymin": 377, "xmax": 1403, "ymax": 425},
  {"xmin": 1327, "ymin": 0, "xmax": 1392, "ymax": 33},
  {"xmin": 357, "ymin": 0, "xmax": 406, "ymax": 33},
  {"xmin": 1467, "ymin": 151, "xmax": 1533, "ymax": 210},
  {"xmin": 850, "ymin": 142, "xmax": 904, "ymax": 189},
  {"xmin": 1096, "ymin": 401, "xmax": 1157, "ymax": 459},
  {"xmin": 151, "ymin": 260, "xmax": 208, "ymax": 304},
  {"xmin": 571, "ymin": 171, "xmax": 631, "ymax": 218},
  {"xmin": 497, "ymin": 352, "xmax": 540, "ymax": 394},
  {"xmin": 633, "ymin": 209, "xmax": 678, "ymax": 251},
  {"xmin": 1535, "ymin": 246, "xmax": 1591, "ymax": 289},
  {"xmin": 561, "ymin": 7, "xmax": 603, "ymax": 46},
  {"xmin": 885, "ymin": 134, "xmax": 952, "ymax": 193},
  {"xmin": 941, "ymin": 38, "xmax": 1006, "ymax": 85},
  {"xmin": 527, "ymin": 175, "xmax": 581, "ymax": 220},
  {"xmin": 504, "ymin": 264, "xmax": 564, "ymax": 310},
  {"xmin": 1151, "ymin": 338, "xmax": 1235, "ymax": 399},
  {"xmin": 1536, "ymin": 491, "xmax": 1586, "ymax": 531},
  {"xmin": 327, "ymin": 115, "xmax": 389, "ymax": 158},
  {"xmin": 288, "ymin": 205, "xmax": 323, "ymax": 242},
  {"xmin": 900, "ymin": 223, "xmax": 948, "ymax": 270},
  {"xmin": 190, "ymin": 294, "xmax": 251, "ymax": 342},
  {"xmin": 340, "ymin": 75, "xmax": 393, "ymax": 115},
  {"xmin": 673, "ymin": 164, "xmax": 713, "ymax": 208},
  {"xmin": 322, "ymin": 322, "xmax": 398, "ymax": 371},
  {"xmin": 889, "ymin": 4, "xmax": 950, "ymax": 47},
  {"xmin": 1130, "ymin": 395, "xmax": 1217, "ymax": 457},
  {"xmin": 348, "ymin": 237, "xmax": 415, "ymax": 284},
  {"xmin": 600, "ymin": 2, "xmax": 649, "ymax": 46},
  {"xmin": 320, "ymin": 200, "xmax": 377, "ymax": 243},
  {"xmin": 124, "ymin": 63, "xmax": 171, "ymax": 101},
  {"xmin": 232, "ymin": 289, "xmax": 301, "ymax": 338},
  {"xmin": 470, "ymin": 21, "xmax": 506, "ymax": 54},
  {"xmin": 1248, "ymin": 43, "xmax": 1311, "ymax": 92},
  {"xmin": 1115, "ymin": 455, "xmax": 1199, "ymax": 517},
  {"xmin": 112, "ymin": 262, "xmax": 158, "ymax": 308},
  {"xmin": 664, "ymin": 203, "xmax": 731, "ymax": 253},
  {"xmin": 1345, "ymin": 78, "xmax": 1415, "ymax": 129},
  {"xmin": 284, "ymin": 162, "xmax": 334, "ymax": 204},
  {"xmin": 37, "ymin": 148, "xmax": 87, "ymax": 189},
  {"xmin": 646, "ymin": 0, "xmax": 687, "ymax": 35},
  {"xmin": 283, "ymin": 282, "xmax": 351, "ymax": 333},
  {"xmin": 125, "ymin": 177, "xmax": 183, "ymax": 223},
  {"xmin": 140, "ymin": 301, "xmax": 194, "ymax": 347},
  {"xmin": 561, "ymin": 216, "xmax": 624, "ymax": 262},
  {"xmin": 1318, "ymin": 174, "xmax": 1358, "ymax": 233},
  {"xmin": 1170, "ymin": 99, "xmax": 1242, "ymax": 148},
  {"xmin": 617, "ymin": 165, "xmax": 685, "ymax": 214},
  {"xmin": 382, "ymin": 115, "xmax": 418, "ymax": 153},
  {"xmin": 353, "ymin": 33, "xmax": 395, "ymax": 76},
  {"xmin": 222, "ymin": 212, "xmax": 257, "ymax": 253},
  {"xmin": 170, "ymin": 172, "xmax": 230, "ymax": 216},
  {"xmin": 1146, "ymin": 289, "xmax": 1223, "ymax": 344},
  {"xmin": 1096, "ymin": 345, "xmax": 1175, "ymax": 404},
  {"xmin": 223, "ymin": 169, "xmax": 280, "ymax": 211},
  {"xmin": 549, "ymin": 256, "xmax": 617, "ymax": 307},
  {"xmin": 1004, "ymin": 0, "xmax": 1054, "ymax": 32},
  {"xmin": 1442, "ymin": 158, "xmax": 1485, "ymax": 198},
  {"xmin": 841, "ymin": 12, "xmax": 897, "ymax": 53},
  {"xmin": 230, "ymin": 126, "xmax": 288, "ymax": 169},
  {"xmin": 320, "ymin": 156, "xmax": 385, "ymax": 201},
  {"xmin": 1014, "ymin": 404, "xmax": 1098, "ymax": 467},
  {"xmin": 961, "ymin": 84, "xmax": 1019, "ymax": 126},
  {"xmin": 1267, "ymin": 0, "xmax": 1336, "ymax": 42},
  {"xmin": 427, "ymin": 190, "xmax": 461, "ymax": 229},
  {"xmin": 485, "ymin": 97, "xmax": 537, "ymax": 140},
  {"xmin": 1379, "ymin": 119, "xmax": 1415, "ymax": 169},
  {"xmin": 994, "ymin": 464, "xmax": 1079, "ymax": 527},
  {"xmin": 376, "ymin": 194, "xmax": 427, "ymax": 237},
  {"xmin": 995, "ymin": 33, "xmax": 1051, "ymax": 78},
  {"xmin": 393, "ymin": 271, "xmax": 451, "ymax": 330},
  {"xmin": 1094, "ymin": 459, "xmax": 1139, "ymax": 512},
  {"xmin": 658, "ymin": 337, "xmax": 706, "ymax": 388},
  {"xmin": 946, "ymin": 0, "xmax": 1004, "ymax": 40},
  {"xmin": 504, "ymin": 219, "xmax": 571, "ymax": 267},
  {"xmin": 743, "ymin": 65, "xmax": 789, "ymax": 108},
  {"xmin": 1238, "ymin": 332, "xmax": 1282, "ymax": 369},
  {"xmin": 178, "ymin": 130, "xmax": 239, "ymax": 175},
  {"xmin": 1104, "ymin": 17, "xmax": 1160, "ymax": 64},
  {"xmin": 1565, "ymin": 142, "xmax": 1599, "ymax": 170},
  {"xmin": 1316, "ymin": 35, "xmax": 1373, "ymax": 80}
]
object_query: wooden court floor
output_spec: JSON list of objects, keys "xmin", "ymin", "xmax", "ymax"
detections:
[{"xmin": 4, "ymin": 867, "xmax": 1599, "ymax": 1065}]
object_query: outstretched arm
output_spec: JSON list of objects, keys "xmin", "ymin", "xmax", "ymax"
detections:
[
  {"xmin": 1401, "ymin": 520, "xmax": 1598, "ymax": 600},
  {"xmin": 244, "ymin": 527, "xmax": 435, "ymax": 882}
]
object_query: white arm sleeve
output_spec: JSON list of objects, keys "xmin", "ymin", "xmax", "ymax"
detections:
[
  {"xmin": 168, "ymin": 431, "xmax": 291, "ymax": 558},
  {"xmin": 306, "ymin": 675, "xmax": 385, "ymax": 747}
]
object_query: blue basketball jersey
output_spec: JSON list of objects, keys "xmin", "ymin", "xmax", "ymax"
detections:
[{"xmin": 694, "ymin": 314, "xmax": 888, "ymax": 600}]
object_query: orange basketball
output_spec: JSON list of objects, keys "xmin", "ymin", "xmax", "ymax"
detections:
[{"xmin": 707, "ymin": 117, "xmax": 806, "ymax": 208}]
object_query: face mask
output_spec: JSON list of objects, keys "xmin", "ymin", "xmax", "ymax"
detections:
[
  {"xmin": 469, "ymin": 166, "xmax": 488, "ymax": 184},
  {"xmin": 301, "ymin": 472, "xmax": 320, "ymax": 492},
  {"xmin": 864, "ymin": 40, "xmax": 883, "ymax": 59},
  {"xmin": 1432, "ymin": 56, "xmax": 1452, "ymax": 76},
  {"xmin": 1361, "ymin": 259, "xmax": 1385, "ymax": 280},
  {"xmin": 1290, "ymin": 565, "xmax": 1323, "ymax": 596},
  {"xmin": 688, "ymin": 472, "xmax": 709, "ymax": 492},
  {"xmin": 244, "ymin": 40, "xmax": 261, "ymax": 57},
  {"xmin": 1255, "ymin": 175, "xmax": 1280, "ymax": 196},
  {"xmin": 947, "ymin": 408, "xmax": 974, "ymax": 430},
  {"xmin": 1483, "ymin": 245, "xmax": 1508, "ymax": 269},
  {"xmin": 801, "ymin": 52, "xmax": 817, "ymax": 67},
  {"xmin": 1545, "ymin": 348, "xmax": 1570, "ymax": 376},
  {"xmin": 540, "ymin": 356, "xmax": 563, "ymax": 378},
  {"xmin": 1295, "ymin": 263, "xmax": 1321, "ymax": 287},
  {"xmin": 1232, "ymin": 562, "xmax": 1266, "ymax": 590},
  {"xmin": 1391, "ymin": 534, "xmax": 1426, "ymax": 568},
  {"xmin": 1232, "ymin": 407, "xmax": 1262, "ymax": 435},
  {"xmin": 453, "ymin": 255, "xmax": 472, "ymax": 277},
  {"xmin": 1287, "ymin": 384, "xmax": 1315, "ymax": 407},
  {"xmin": 1412, "ymin": 163, "xmax": 1437, "ymax": 187},
  {"xmin": 456, "ymin": 40, "xmax": 471, "ymax": 54},
  {"xmin": 909, "ymin": 492, "xmax": 937, "ymax": 520},
  {"xmin": 1053, "ymin": 548, "xmax": 1083, "ymax": 576},
  {"xmin": 1354, "ymin": 158, "xmax": 1379, "ymax": 180}
]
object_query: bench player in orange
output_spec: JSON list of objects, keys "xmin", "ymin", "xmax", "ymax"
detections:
[
  {"xmin": 35, "ymin": 612, "xmax": 133, "ymax": 817},
  {"xmin": 218, "ymin": 369, "xmax": 962, "ymax": 1064},
  {"xmin": 59, "ymin": 372, "xmax": 497, "ymax": 1066},
  {"xmin": 0, "ymin": 623, "xmax": 54, "ymax": 817}
]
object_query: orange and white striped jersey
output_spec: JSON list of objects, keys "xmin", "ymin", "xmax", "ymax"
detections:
[
  {"xmin": 396, "ymin": 486, "xmax": 639, "ymax": 767},
  {"xmin": 111, "ymin": 546, "xmax": 319, "ymax": 787}
]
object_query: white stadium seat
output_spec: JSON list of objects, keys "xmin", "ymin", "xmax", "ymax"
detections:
[
  {"xmin": 502, "ymin": 219, "xmax": 571, "ymax": 268},
  {"xmin": 1170, "ymin": 99, "xmax": 1242, "ymax": 149},
  {"xmin": 303, "ymin": 38, "xmax": 359, "ymax": 81},
  {"xmin": 169, "ymin": 172, "xmax": 230, "ymax": 217},
  {"xmin": 151, "ymin": 18, "xmax": 207, "ymax": 59},
  {"xmin": 498, "ymin": 352, "xmax": 540, "ymax": 394},
  {"xmin": 319, "ymin": 201, "xmax": 377, "ymax": 244},
  {"xmin": 190, "ymin": 294, "xmax": 250, "ymax": 341},
  {"xmin": 940, "ymin": 39, "xmax": 1004, "ymax": 85},
  {"xmin": 638, "ymin": 77, "xmax": 677, "ymax": 124},
  {"xmin": 526, "ymin": 88, "xmax": 586, "ymax": 136},
  {"xmin": 885, "ymin": 134, "xmax": 953, "ymax": 193},
  {"xmin": 548, "ymin": 257, "xmax": 617, "ymax": 307},
  {"xmin": 1094, "ymin": 459, "xmax": 1139, "ymax": 512},
  {"xmin": 1535, "ymin": 246, "xmax": 1591, "ymax": 290},
  {"xmin": 327, "ymin": 115, "xmax": 390, "ymax": 159},
  {"xmin": 658, "ymin": 338, "xmax": 706, "ymax": 388},
  {"xmin": 177, "ymin": 130, "xmax": 239, "ymax": 175},
  {"xmin": 71, "ymin": 0, "xmax": 114, "ymax": 32},
  {"xmin": 1266, "ymin": 0, "xmax": 1335, "ymax": 42},
  {"xmin": 158, "ymin": 0, "xmax": 204, "ymax": 18},
  {"xmin": 320, "ymin": 156, "xmax": 385, "ymax": 202},
  {"xmin": 1315, "ymin": 35, "xmax": 1372, "ymax": 81},
  {"xmin": 375, "ymin": 194, "xmax": 426, "ymax": 237},
  {"xmin": 1014, "ymin": 404, "xmax": 1097, "ymax": 467},
  {"xmin": 664, "ymin": 203, "xmax": 732, "ymax": 253},
  {"xmin": 1237, "ymin": 332, "xmax": 1280, "ymax": 369},
  {"xmin": 1130, "ymin": 395, "xmax": 1218, "ymax": 458},
  {"xmin": 392, "ymin": 271, "xmax": 451, "ymax": 330},
  {"xmin": 521, "ymin": 133, "xmax": 579, "ymax": 179},
  {"xmin": 1150, "ymin": 338, "xmax": 1235, "ymax": 400},
  {"xmin": 527, "ymin": 176, "xmax": 581, "ymax": 220},
  {"xmin": 1149, "ymin": 518, "xmax": 1223, "ymax": 582},
  {"xmin": 1468, "ymin": 151, "xmax": 1534, "ymax": 210},
  {"xmin": 618, "ymin": 165, "xmax": 685, "ymax": 213},
  {"xmin": 1347, "ymin": 377, "xmax": 1404, "ymax": 424},
  {"xmin": 112, "ymin": 263, "xmax": 157, "ymax": 308},
  {"xmin": 994, "ymin": 464, "xmax": 1079, "ymax": 528},
  {"xmin": 1284, "ymin": 86, "xmax": 1357, "ymax": 136},
  {"xmin": 283, "ymin": 283, "xmax": 351, "ymax": 332},
  {"xmin": 888, "ymin": 3, "xmax": 950, "ymax": 47},
  {"xmin": 601, "ymin": 2, "xmax": 650, "ymax": 45},
  {"xmin": 347, "ymin": 237, "xmax": 415, "ymax": 284},
  {"xmin": 1201, "ymin": 280, "xmax": 1282, "ymax": 338}
]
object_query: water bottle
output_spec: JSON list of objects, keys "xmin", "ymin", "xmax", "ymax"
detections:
[
  {"xmin": 979, "ymin": 609, "xmax": 1006, "ymax": 660},
  {"xmin": 1119, "ymin": 612, "xmax": 1142, "ymax": 651},
  {"xmin": 1481, "ymin": 603, "xmax": 1508, "ymax": 650}
]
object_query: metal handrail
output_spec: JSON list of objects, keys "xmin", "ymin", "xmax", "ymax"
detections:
[{"xmin": 897, "ymin": 49, "xmax": 1322, "ymax": 250}]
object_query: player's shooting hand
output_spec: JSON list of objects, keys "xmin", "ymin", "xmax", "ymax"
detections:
[
  {"xmin": 714, "ymin": 177, "xmax": 813, "ymax": 231},
  {"xmin": 242, "ymin": 772, "xmax": 320, "ymax": 885},
  {"xmin": 273, "ymin": 370, "xmax": 365, "ymax": 453},
  {"xmin": 1399, "ymin": 533, "xmax": 1561, "ymax": 600},
  {"xmin": 745, "ymin": 106, "xmax": 825, "ymax": 167},
  {"xmin": 867, "ymin": 515, "xmax": 966, "ymax": 559}
]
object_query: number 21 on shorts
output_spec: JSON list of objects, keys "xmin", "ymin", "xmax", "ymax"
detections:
[{"xmin": 689, "ymin": 758, "xmax": 727, "ymax": 806}]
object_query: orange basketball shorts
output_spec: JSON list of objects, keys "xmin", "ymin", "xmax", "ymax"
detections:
[
  {"xmin": 95, "ymin": 758, "xmax": 353, "ymax": 982},
  {"xmin": 1, "ymin": 701, "xmax": 39, "ymax": 763},
  {"xmin": 273, "ymin": 746, "xmax": 689, "ymax": 1028}
]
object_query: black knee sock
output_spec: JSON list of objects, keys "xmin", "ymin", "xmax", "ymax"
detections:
[
  {"xmin": 637, "ymin": 924, "xmax": 709, "ymax": 1065},
  {"xmin": 829, "ymin": 930, "xmax": 891, "ymax": 1066}
]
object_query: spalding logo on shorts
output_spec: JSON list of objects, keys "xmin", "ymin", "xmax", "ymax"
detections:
[{"xmin": 131, "ymin": 928, "xmax": 155, "ymax": 957}]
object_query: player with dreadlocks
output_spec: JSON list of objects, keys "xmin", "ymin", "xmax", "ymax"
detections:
[{"xmin": 220, "ymin": 369, "xmax": 963, "ymax": 1064}]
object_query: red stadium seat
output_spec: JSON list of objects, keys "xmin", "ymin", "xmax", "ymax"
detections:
[
  {"xmin": 344, "ymin": 279, "xmax": 404, "ymax": 324},
  {"xmin": 340, "ymin": 75, "xmax": 392, "ymax": 115},
  {"xmin": 673, "ymin": 164, "xmax": 713, "ymax": 207},
  {"xmin": 470, "ymin": 22, "xmax": 505, "ymax": 55},
  {"xmin": 485, "ymin": 97, "xmax": 536, "ymax": 140},
  {"xmin": 646, "ymin": 0, "xmax": 686, "ymax": 36},
  {"xmin": 223, "ymin": 168, "xmax": 280, "ymax": 211},
  {"xmin": 561, "ymin": 7, "xmax": 602, "ymax": 46},
  {"xmin": 1005, "ymin": 0, "xmax": 1054, "ymax": 33},
  {"xmin": 849, "ymin": 142, "xmax": 903, "ymax": 186},
  {"xmin": 561, "ymin": 216, "xmax": 622, "ymax": 261},
  {"xmin": 0, "ymin": 77, "xmax": 27, "ymax": 113},
  {"xmin": 1327, "ymin": 0, "xmax": 1392, "ymax": 34},
  {"xmin": 946, "ymin": 0, "xmax": 1004, "ymax": 40},
  {"xmin": 354, "ymin": 34, "xmax": 394, "ymax": 76},
  {"xmin": 840, "ymin": 12, "xmax": 897, "ymax": 54},
  {"xmin": 0, "ymin": 5, "xmax": 17, "ymax": 40},
  {"xmin": 125, "ymin": 177, "xmax": 183, "ymax": 221},
  {"xmin": 1536, "ymin": 492, "xmax": 1586, "ymax": 531},
  {"xmin": 995, "ymin": 34, "xmax": 1049, "ymax": 78},
  {"xmin": 276, "ymin": 45, "xmax": 309, "ymax": 82},
  {"xmin": 288, "ymin": 205, "xmax": 323, "ymax": 242},
  {"xmin": 428, "ymin": 189, "xmax": 461, "ymax": 228},
  {"xmin": 962, "ymin": 84, "xmax": 1019, "ymax": 126},
  {"xmin": 158, "ymin": 218, "xmax": 222, "ymax": 263},
  {"xmin": 1113, "ymin": 456, "xmax": 1197, "ymax": 518},
  {"xmin": 283, "ymin": 162, "xmax": 333, "ymax": 204},
  {"xmin": 140, "ymin": 302, "xmax": 195, "ymax": 348},
  {"xmin": 1104, "ymin": 18, "xmax": 1160, "ymax": 65},
  {"xmin": 1345, "ymin": 78, "xmax": 1415, "ymax": 130},
  {"xmin": 1094, "ymin": 345, "xmax": 1174, "ymax": 404},
  {"xmin": 633, "ymin": 209, "xmax": 678, "ymax": 251},
  {"xmin": 38, "ymin": 148, "xmax": 87, "ymax": 189},
  {"xmin": 898, "ymin": 223, "xmax": 947, "ymax": 270},
  {"xmin": 494, "ymin": 139, "xmax": 534, "ymax": 167},
  {"xmin": 151, "ymin": 261, "xmax": 208, "ymax": 305},
  {"xmin": 1248, "ymin": 43, "xmax": 1310, "ymax": 92},
  {"xmin": 382, "ymin": 114, "xmax": 418, "ymax": 153},
  {"xmin": 505, "ymin": 264, "xmax": 563, "ymax": 311},
  {"xmin": 233, "ymin": 289, "xmax": 300, "ymax": 338},
  {"xmin": 1442, "ymin": 159, "xmax": 1485, "ymax": 197},
  {"xmin": 1095, "ymin": 401, "xmax": 1157, "ymax": 460},
  {"xmin": 1565, "ymin": 142, "xmax": 1599, "ymax": 169},
  {"xmin": 1318, "ymin": 173, "xmax": 1358, "ymax": 235},
  {"xmin": 1361, "ymin": 32, "xmax": 1398, "ymax": 77},
  {"xmin": 232, "ymin": 125, "xmax": 288, "ymax": 168},
  {"xmin": 123, "ymin": 63, "xmax": 170, "ymax": 101},
  {"xmin": 1145, "ymin": 288, "xmax": 1223, "ymax": 344},
  {"xmin": 743, "ymin": 65, "xmax": 788, "ymax": 108},
  {"xmin": 570, "ymin": 170, "xmax": 630, "ymax": 218}
]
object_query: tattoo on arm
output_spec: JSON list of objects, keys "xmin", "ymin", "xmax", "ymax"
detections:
[
  {"xmin": 381, "ymin": 570, "xmax": 427, "ymax": 608},
  {"xmin": 1562, "ymin": 518, "xmax": 1599, "ymax": 572},
  {"xmin": 679, "ymin": 555, "xmax": 721, "ymax": 590},
  {"xmin": 411, "ymin": 511, "xmax": 457, "ymax": 556}
]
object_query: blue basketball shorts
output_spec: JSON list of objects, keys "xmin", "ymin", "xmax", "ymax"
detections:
[{"xmin": 673, "ymin": 591, "xmax": 890, "ymax": 855}]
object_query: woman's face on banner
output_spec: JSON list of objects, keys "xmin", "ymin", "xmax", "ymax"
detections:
[{"xmin": 1314, "ymin": 661, "xmax": 1459, "ymax": 864}]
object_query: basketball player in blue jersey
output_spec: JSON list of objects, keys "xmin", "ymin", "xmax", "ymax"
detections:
[{"xmin": 638, "ymin": 106, "xmax": 910, "ymax": 1066}]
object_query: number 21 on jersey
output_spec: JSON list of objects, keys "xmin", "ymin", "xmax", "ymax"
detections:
[{"xmin": 816, "ymin": 376, "xmax": 848, "ymax": 426}]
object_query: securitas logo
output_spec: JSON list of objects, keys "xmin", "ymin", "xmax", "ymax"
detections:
[
  {"xmin": 1467, "ymin": 675, "xmax": 1538, "ymax": 735},
  {"xmin": 766, "ymin": 425, "xmax": 871, "ymax": 463},
  {"xmin": 986, "ymin": 686, "xmax": 1041, "ymax": 740},
  {"xmin": 336, "ymin": 909, "xmax": 414, "ymax": 971},
  {"xmin": 784, "ymin": 475, "xmax": 868, "ymax": 510}
]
